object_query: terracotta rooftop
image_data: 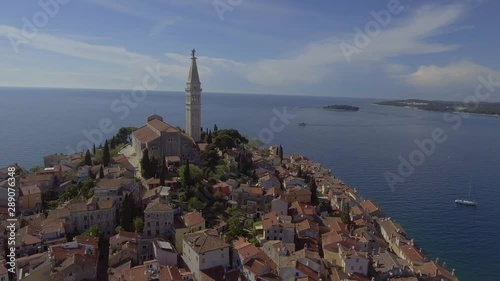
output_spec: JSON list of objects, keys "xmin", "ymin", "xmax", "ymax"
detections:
[
  {"xmin": 244, "ymin": 258, "xmax": 268, "ymax": 276},
  {"xmin": 144, "ymin": 198, "xmax": 172, "ymax": 213},
  {"xmin": 132, "ymin": 125, "xmax": 161, "ymax": 143},
  {"xmin": 361, "ymin": 200, "xmax": 383, "ymax": 216},
  {"xmin": 183, "ymin": 229, "xmax": 229, "ymax": 254},
  {"xmin": 400, "ymin": 244, "xmax": 426, "ymax": 262},
  {"xmin": 295, "ymin": 219, "xmax": 319, "ymax": 234},
  {"xmin": 182, "ymin": 211, "xmax": 205, "ymax": 227}
]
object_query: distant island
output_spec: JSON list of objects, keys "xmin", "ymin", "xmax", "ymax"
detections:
[
  {"xmin": 375, "ymin": 99, "xmax": 500, "ymax": 116},
  {"xmin": 323, "ymin": 104, "xmax": 360, "ymax": 111}
]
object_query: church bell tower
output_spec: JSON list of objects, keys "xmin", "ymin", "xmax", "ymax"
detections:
[{"xmin": 185, "ymin": 49, "xmax": 202, "ymax": 142}]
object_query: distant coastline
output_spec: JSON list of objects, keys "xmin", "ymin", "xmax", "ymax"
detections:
[
  {"xmin": 375, "ymin": 99, "xmax": 500, "ymax": 116},
  {"xmin": 323, "ymin": 104, "xmax": 360, "ymax": 111}
]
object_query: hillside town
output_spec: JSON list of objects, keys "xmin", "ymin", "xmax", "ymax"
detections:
[
  {"xmin": 1, "ymin": 50, "xmax": 459, "ymax": 281},
  {"xmin": 1, "ymin": 137, "xmax": 459, "ymax": 281}
]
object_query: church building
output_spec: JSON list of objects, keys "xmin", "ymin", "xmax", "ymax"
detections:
[{"xmin": 131, "ymin": 49, "xmax": 204, "ymax": 164}]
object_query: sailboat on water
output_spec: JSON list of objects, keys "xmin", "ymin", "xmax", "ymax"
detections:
[{"xmin": 455, "ymin": 179, "xmax": 477, "ymax": 206}]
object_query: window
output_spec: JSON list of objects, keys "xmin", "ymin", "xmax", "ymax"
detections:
[
  {"xmin": 359, "ymin": 266, "xmax": 363, "ymax": 271},
  {"xmin": 221, "ymin": 253, "xmax": 224, "ymax": 258}
]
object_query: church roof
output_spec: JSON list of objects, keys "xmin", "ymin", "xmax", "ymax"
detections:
[
  {"xmin": 132, "ymin": 126, "xmax": 161, "ymax": 143},
  {"xmin": 148, "ymin": 118, "xmax": 179, "ymax": 133},
  {"xmin": 186, "ymin": 50, "xmax": 201, "ymax": 84},
  {"xmin": 132, "ymin": 117, "xmax": 181, "ymax": 144}
]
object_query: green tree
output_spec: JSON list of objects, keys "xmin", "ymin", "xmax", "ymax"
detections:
[
  {"xmin": 341, "ymin": 204, "xmax": 353, "ymax": 231},
  {"xmin": 159, "ymin": 155, "xmax": 166, "ymax": 186},
  {"xmin": 140, "ymin": 148, "xmax": 150, "ymax": 178},
  {"xmin": 213, "ymin": 129, "xmax": 248, "ymax": 151},
  {"xmin": 110, "ymin": 137, "xmax": 116, "ymax": 149},
  {"xmin": 310, "ymin": 177, "xmax": 319, "ymax": 205},
  {"xmin": 213, "ymin": 124, "xmax": 218, "ymax": 132},
  {"xmin": 149, "ymin": 156, "xmax": 159, "ymax": 178},
  {"xmin": 93, "ymin": 143, "xmax": 96, "ymax": 154},
  {"xmin": 201, "ymin": 144, "xmax": 221, "ymax": 175},
  {"xmin": 79, "ymin": 178, "xmax": 95, "ymax": 199},
  {"xmin": 88, "ymin": 167, "xmax": 95, "ymax": 180},
  {"xmin": 103, "ymin": 140, "xmax": 111, "ymax": 167},
  {"xmin": 182, "ymin": 159, "xmax": 191, "ymax": 187},
  {"xmin": 84, "ymin": 150, "xmax": 92, "ymax": 166},
  {"xmin": 82, "ymin": 224, "xmax": 102, "ymax": 238},
  {"xmin": 226, "ymin": 216, "xmax": 246, "ymax": 243},
  {"xmin": 99, "ymin": 165, "xmax": 105, "ymax": 179},
  {"xmin": 188, "ymin": 197, "xmax": 206, "ymax": 212},
  {"xmin": 116, "ymin": 127, "xmax": 136, "ymax": 144},
  {"xmin": 179, "ymin": 162, "xmax": 203, "ymax": 189},
  {"xmin": 207, "ymin": 130, "xmax": 213, "ymax": 144},
  {"xmin": 133, "ymin": 217, "xmax": 144, "ymax": 234},
  {"xmin": 120, "ymin": 194, "xmax": 136, "ymax": 232},
  {"xmin": 115, "ymin": 226, "xmax": 124, "ymax": 234}
]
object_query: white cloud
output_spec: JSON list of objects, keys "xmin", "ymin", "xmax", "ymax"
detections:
[
  {"xmin": 226, "ymin": 5, "xmax": 465, "ymax": 86},
  {"xmin": 406, "ymin": 61, "xmax": 500, "ymax": 88},
  {"xmin": 149, "ymin": 18, "xmax": 178, "ymax": 36}
]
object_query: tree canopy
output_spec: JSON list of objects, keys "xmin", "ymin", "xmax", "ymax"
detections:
[
  {"xmin": 212, "ymin": 129, "xmax": 248, "ymax": 151},
  {"xmin": 179, "ymin": 162, "xmax": 202, "ymax": 189},
  {"xmin": 201, "ymin": 144, "xmax": 221, "ymax": 174},
  {"xmin": 103, "ymin": 140, "xmax": 111, "ymax": 167},
  {"xmin": 84, "ymin": 150, "xmax": 92, "ymax": 166}
]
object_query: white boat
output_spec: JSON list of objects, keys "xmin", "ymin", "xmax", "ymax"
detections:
[{"xmin": 455, "ymin": 179, "xmax": 477, "ymax": 206}]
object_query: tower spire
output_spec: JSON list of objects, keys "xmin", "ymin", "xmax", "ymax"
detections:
[
  {"xmin": 185, "ymin": 49, "xmax": 202, "ymax": 142},
  {"xmin": 187, "ymin": 49, "xmax": 200, "ymax": 84}
]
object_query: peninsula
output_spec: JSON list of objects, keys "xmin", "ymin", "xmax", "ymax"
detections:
[
  {"xmin": 323, "ymin": 104, "xmax": 360, "ymax": 111},
  {"xmin": 0, "ymin": 50, "xmax": 458, "ymax": 281},
  {"xmin": 375, "ymin": 99, "xmax": 500, "ymax": 116}
]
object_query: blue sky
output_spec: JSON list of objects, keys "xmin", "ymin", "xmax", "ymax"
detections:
[{"xmin": 0, "ymin": 0, "xmax": 499, "ymax": 100}]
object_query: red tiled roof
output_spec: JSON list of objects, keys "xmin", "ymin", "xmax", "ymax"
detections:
[{"xmin": 182, "ymin": 211, "xmax": 205, "ymax": 227}]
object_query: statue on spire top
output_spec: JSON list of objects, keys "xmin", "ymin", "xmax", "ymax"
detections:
[{"xmin": 191, "ymin": 49, "xmax": 196, "ymax": 58}]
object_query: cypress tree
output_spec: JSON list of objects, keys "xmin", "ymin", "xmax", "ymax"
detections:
[
  {"xmin": 84, "ymin": 150, "xmax": 92, "ymax": 166},
  {"xmin": 183, "ymin": 159, "xmax": 191, "ymax": 188},
  {"xmin": 140, "ymin": 148, "xmax": 150, "ymax": 178},
  {"xmin": 110, "ymin": 137, "xmax": 116, "ymax": 149},
  {"xmin": 310, "ymin": 177, "xmax": 319, "ymax": 205},
  {"xmin": 103, "ymin": 140, "xmax": 111, "ymax": 167},
  {"xmin": 207, "ymin": 131, "xmax": 212, "ymax": 144},
  {"xmin": 93, "ymin": 143, "xmax": 96, "ymax": 154},
  {"xmin": 159, "ymin": 155, "xmax": 166, "ymax": 186},
  {"xmin": 88, "ymin": 167, "xmax": 95, "ymax": 180},
  {"xmin": 99, "ymin": 165, "xmax": 105, "ymax": 179},
  {"xmin": 213, "ymin": 124, "xmax": 218, "ymax": 132}
]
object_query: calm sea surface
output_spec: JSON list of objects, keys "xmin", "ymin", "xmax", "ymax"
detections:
[{"xmin": 1, "ymin": 87, "xmax": 499, "ymax": 280}]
